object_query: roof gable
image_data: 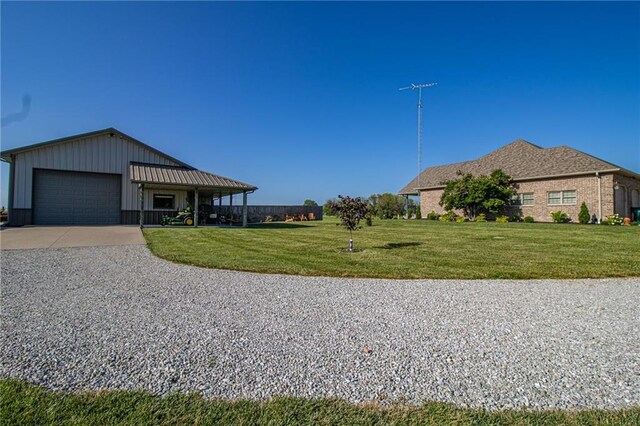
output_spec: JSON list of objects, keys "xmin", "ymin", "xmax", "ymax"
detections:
[
  {"xmin": 0, "ymin": 127, "xmax": 192, "ymax": 168},
  {"xmin": 399, "ymin": 139, "xmax": 627, "ymax": 195}
]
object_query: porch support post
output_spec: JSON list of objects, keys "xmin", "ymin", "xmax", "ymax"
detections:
[
  {"xmin": 242, "ymin": 191, "xmax": 248, "ymax": 227},
  {"xmin": 194, "ymin": 188, "xmax": 199, "ymax": 227},
  {"xmin": 138, "ymin": 183, "xmax": 145, "ymax": 229},
  {"xmin": 229, "ymin": 194, "xmax": 233, "ymax": 224}
]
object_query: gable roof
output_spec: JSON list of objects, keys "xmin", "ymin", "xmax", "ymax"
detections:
[
  {"xmin": 399, "ymin": 139, "xmax": 636, "ymax": 195},
  {"xmin": 0, "ymin": 127, "xmax": 192, "ymax": 168},
  {"xmin": 129, "ymin": 163, "xmax": 257, "ymax": 191}
]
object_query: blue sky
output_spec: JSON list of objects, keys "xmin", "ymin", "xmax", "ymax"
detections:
[{"xmin": 2, "ymin": 1, "xmax": 639, "ymax": 207}]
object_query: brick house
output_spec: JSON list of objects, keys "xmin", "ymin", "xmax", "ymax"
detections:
[{"xmin": 399, "ymin": 140, "xmax": 640, "ymax": 223}]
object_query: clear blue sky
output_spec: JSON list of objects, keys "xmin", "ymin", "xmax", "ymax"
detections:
[{"xmin": 2, "ymin": 1, "xmax": 639, "ymax": 207}]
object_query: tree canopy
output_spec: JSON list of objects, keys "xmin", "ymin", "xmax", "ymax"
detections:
[
  {"xmin": 303, "ymin": 199, "xmax": 318, "ymax": 206},
  {"xmin": 328, "ymin": 195, "xmax": 369, "ymax": 251},
  {"xmin": 323, "ymin": 198, "xmax": 339, "ymax": 216},
  {"xmin": 439, "ymin": 169, "xmax": 516, "ymax": 220},
  {"xmin": 368, "ymin": 193, "xmax": 407, "ymax": 219}
]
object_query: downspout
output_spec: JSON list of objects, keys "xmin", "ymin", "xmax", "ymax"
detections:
[{"xmin": 596, "ymin": 172, "xmax": 602, "ymax": 223}]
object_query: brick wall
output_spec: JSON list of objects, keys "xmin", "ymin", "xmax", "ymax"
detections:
[
  {"xmin": 418, "ymin": 172, "xmax": 640, "ymax": 223},
  {"xmin": 509, "ymin": 175, "xmax": 607, "ymax": 223},
  {"xmin": 420, "ymin": 188, "xmax": 446, "ymax": 217}
]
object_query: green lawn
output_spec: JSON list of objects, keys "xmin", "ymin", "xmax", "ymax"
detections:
[
  {"xmin": 143, "ymin": 218, "xmax": 640, "ymax": 279},
  {"xmin": 3, "ymin": 379, "xmax": 639, "ymax": 426}
]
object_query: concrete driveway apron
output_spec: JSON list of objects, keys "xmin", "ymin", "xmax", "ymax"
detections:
[{"xmin": 0, "ymin": 226, "xmax": 145, "ymax": 250}]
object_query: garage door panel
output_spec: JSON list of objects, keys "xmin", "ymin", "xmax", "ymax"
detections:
[{"xmin": 33, "ymin": 169, "xmax": 121, "ymax": 225}]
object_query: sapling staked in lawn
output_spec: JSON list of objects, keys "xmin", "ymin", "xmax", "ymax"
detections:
[{"xmin": 328, "ymin": 195, "xmax": 369, "ymax": 252}]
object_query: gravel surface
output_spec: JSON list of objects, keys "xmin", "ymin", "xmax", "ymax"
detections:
[{"xmin": 1, "ymin": 245, "xmax": 639, "ymax": 410}]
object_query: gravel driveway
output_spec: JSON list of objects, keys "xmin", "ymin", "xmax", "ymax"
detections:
[{"xmin": 1, "ymin": 245, "xmax": 639, "ymax": 410}]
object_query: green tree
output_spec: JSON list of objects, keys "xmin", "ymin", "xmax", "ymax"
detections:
[
  {"xmin": 328, "ymin": 195, "xmax": 369, "ymax": 252},
  {"xmin": 323, "ymin": 198, "xmax": 338, "ymax": 216},
  {"xmin": 365, "ymin": 204, "xmax": 375, "ymax": 226},
  {"xmin": 303, "ymin": 199, "xmax": 318, "ymax": 206},
  {"xmin": 405, "ymin": 198, "xmax": 417, "ymax": 218},
  {"xmin": 369, "ymin": 193, "xmax": 406, "ymax": 219},
  {"xmin": 439, "ymin": 169, "xmax": 516, "ymax": 221},
  {"xmin": 578, "ymin": 202, "xmax": 590, "ymax": 224}
]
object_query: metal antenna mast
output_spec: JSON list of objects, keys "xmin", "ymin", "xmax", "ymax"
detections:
[{"xmin": 399, "ymin": 82, "xmax": 437, "ymax": 190}]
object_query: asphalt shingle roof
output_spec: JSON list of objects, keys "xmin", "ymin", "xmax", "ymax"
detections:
[
  {"xmin": 130, "ymin": 163, "xmax": 257, "ymax": 191},
  {"xmin": 399, "ymin": 140, "xmax": 625, "ymax": 195}
]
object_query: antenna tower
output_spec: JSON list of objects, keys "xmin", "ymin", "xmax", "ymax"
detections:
[{"xmin": 399, "ymin": 82, "xmax": 437, "ymax": 190}]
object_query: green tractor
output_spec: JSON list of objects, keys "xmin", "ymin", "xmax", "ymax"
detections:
[{"xmin": 161, "ymin": 206, "xmax": 195, "ymax": 226}]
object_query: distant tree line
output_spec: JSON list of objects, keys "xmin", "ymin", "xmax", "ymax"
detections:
[{"xmin": 323, "ymin": 193, "xmax": 416, "ymax": 220}]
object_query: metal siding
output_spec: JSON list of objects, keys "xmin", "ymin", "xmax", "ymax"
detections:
[
  {"xmin": 125, "ymin": 142, "xmax": 138, "ymax": 209},
  {"xmin": 51, "ymin": 146, "xmax": 58, "ymax": 167},
  {"xmin": 95, "ymin": 138, "xmax": 103, "ymax": 170},
  {"xmin": 13, "ymin": 156, "xmax": 23, "ymax": 208},
  {"xmin": 76, "ymin": 140, "xmax": 83, "ymax": 170},
  {"xmin": 11, "ymin": 134, "xmax": 183, "ymax": 210},
  {"xmin": 100, "ymin": 137, "xmax": 106, "ymax": 171}
]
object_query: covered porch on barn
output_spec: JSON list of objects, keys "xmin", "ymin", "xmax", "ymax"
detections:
[{"xmin": 129, "ymin": 162, "xmax": 257, "ymax": 228}]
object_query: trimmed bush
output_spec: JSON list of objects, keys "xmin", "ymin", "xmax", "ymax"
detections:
[
  {"xmin": 550, "ymin": 211, "xmax": 571, "ymax": 223},
  {"xmin": 578, "ymin": 202, "xmax": 590, "ymax": 224},
  {"xmin": 426, "ymin": 210, "xmax": 439, "ymax": 220},
  {"xmin": 415, "ymin": 206, "xmax": 422, "ymax": 220},
  {"xmin": 603, "ymin": 214, "xmax": 623, "ymax": 225},
  {"xmin": 495, "ymin": 215, "xmax": 509, "ymax": 223},
  {"xmin": 475, "ymin": 213, "xmax": 487, "ymax": 222},
  {"xmin": 524, "ymin": 216, "xmax": 534, "ymax": 223},
  {"xmin": 439, "ymin": 210, "xmax": 458, "ymax": 222},
  {"xmin": 455, "ymin": 216, "xmax": 466, "ymax": 223},
  {"xmin": 511, "ymin": 214, "xmax": 522, "ymax": 222}
]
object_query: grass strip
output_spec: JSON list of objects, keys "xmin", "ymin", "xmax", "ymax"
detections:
[{"xmin": 2, "ymin": 379, "xmax": 639, "ymax": 425}]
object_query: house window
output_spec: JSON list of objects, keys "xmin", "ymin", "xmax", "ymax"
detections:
[
  {"xmin": 153, "ymin": 194, "xmax": 175, "ymax": 209},
  {"xmin": 512, "ymin": 193, "xmax": 534, "ymax": 206},
  {"xmin": 547, "ymin": 190, "xmax": 576, "ymax": 206}
]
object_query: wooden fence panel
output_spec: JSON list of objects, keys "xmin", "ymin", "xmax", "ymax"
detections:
[{"xmin": 218, "ymin": 205, "xmax": 323, "ymax": 223}]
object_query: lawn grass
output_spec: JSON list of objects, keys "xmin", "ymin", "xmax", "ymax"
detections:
[
  {"xmin": 142, "ymin": 218, "xmax": 640, "ymax": 279},
  {"xmin": 2, "ymin": 379, "xmax": 639, "ymax": 425}
]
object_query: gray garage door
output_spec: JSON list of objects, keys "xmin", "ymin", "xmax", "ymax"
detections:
[{"xmin": 33, "ymin": 169, "xmax": 121, "ymax": 225}]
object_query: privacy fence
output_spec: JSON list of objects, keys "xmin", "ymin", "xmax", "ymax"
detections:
[{"xmin": 218, "ymin": 205, "xmax": 323, "ymax": 224}]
